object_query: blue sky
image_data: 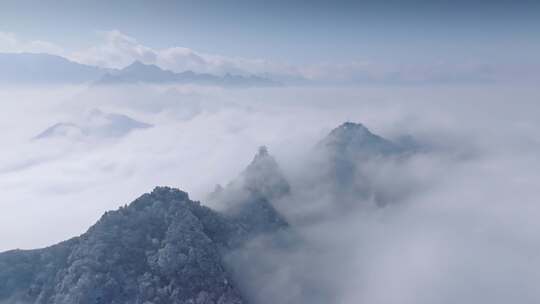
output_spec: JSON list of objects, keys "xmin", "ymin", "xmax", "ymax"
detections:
[{"xmin": 0, "ymin": 0, "xmax": 539, "ymax": 65}]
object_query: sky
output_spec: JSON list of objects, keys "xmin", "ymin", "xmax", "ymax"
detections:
[{"xmin": 0, "ymin": 0, "xmax": 539, "ymax": 66}]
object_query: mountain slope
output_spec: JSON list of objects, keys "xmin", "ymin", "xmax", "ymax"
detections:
[
  {"xmin": 0, "ymin": 187, "xmax": 251, "ymax": 304},
  {"xmin": 0, "ymin": 53, "xmax": 109, "ymax": 84}
]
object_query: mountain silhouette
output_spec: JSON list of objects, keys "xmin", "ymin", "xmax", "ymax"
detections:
[{"xmin": 96, "ymin": 61, "xmax": 279, "ymax": 87}]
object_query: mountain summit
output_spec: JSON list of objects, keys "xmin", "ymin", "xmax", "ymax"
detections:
[
  {"xmin": 241, "ymin": 146, "xmax": 291, "ymax": 200},
  {"xmin": 319, "ymin": 122, "xmax": 403, "ymax": 157},
  {"xmin": 311, "ymin": 122, "xmax": 418, "ymax": 208},
  {"xmin": 210, "ymin": 146, "xmax": 290, "ymax": 238}
]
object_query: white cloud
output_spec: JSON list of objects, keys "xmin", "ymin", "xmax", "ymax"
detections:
[
  {"xmin": 69, "ymin": 30, "xmax": 157, "ymax": 69},
  {"xmin": 68, "ymin": 30, "xmax": 297, "ymax": 77},
  {"xmin": 0, "ymin": 31, "xmax": 65, "ymax": 55},
  {"xmin": 1, "ymin": 84, "xmax": 540, "ymax": 303}
]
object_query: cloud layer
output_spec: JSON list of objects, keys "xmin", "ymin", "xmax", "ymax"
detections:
[
  {"xmin": 72, "ymin": 30, "xmax": 296, "ymax": 76},
  {"xmin": 0, "ymin": 31, "xmax": 64, "ymax": 55},
  {"xmin": 1, "ymin": 83, "xmax": 540, "ymax": 303}
]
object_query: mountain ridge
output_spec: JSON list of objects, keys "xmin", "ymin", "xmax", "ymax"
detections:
[
  {"xmin": 96, "ymin": 61, "xmax": 280, "ymax": 87},
  {"xmin": 0, "ymin": 53, "xmax": 110, "ymax": 84},
  {"xmin": 0, "ymin": 53, "xmax": 280, "ymax": 87}
]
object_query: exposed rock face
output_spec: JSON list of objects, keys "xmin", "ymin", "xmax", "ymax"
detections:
[{"xmin": 0, "ymin": 187, "xmax": 267, "ymax": 304}]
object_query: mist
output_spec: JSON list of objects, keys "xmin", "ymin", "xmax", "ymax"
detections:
[{"xmin": 1, "ymin": 83, "xmax": 540, "ymax": 303}]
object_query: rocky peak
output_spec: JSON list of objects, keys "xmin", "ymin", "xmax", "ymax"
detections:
[
  {"xmin": 205, "ymin": 147, "xmax": 291, "ymax": 238},
  {"xmin": 242, "ymin": 146, "xmax": 290, "ymax": 200},
  {"xmin": 254, "ymin": 145, "xmax": 269, "ymax": 158},
  {"xmin": 122, "ymin": 60, "xmax": 157, "ymax": 71},
  {"xmin": 320, "ymin": 121, "xmax": 402, "ymax": 158},
  {"xmin": 329, "ymin": 121, "xmax": 371, "ymax": 139}
]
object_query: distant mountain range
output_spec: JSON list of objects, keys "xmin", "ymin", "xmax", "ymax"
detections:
[
  {"xmin": 0, "ymin": 53, "xmax": 109, "ymax": 84},
  {"xmin": 96, "ymin": 61, "xmax": 280, "ymax": 87},
  {"xmin": 34, "ymin": 109, "xmax": 152, "ymax": 140},
  {"xmin": 0, "ymin": 53, "xmax": 279, "ymax": 87},
  {"xmin": 0, "ymin": 122, "xmax": 419, "ymax": 304}
]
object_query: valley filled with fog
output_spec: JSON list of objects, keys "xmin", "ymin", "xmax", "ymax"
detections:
[{"xmin": 2, "ymin": 82, "xmax": 540, "ymax": 303}]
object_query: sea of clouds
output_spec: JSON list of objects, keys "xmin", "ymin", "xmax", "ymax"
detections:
[{"xmin": 1, "ymin": 83, "xmax": 539, "ymax": 303}]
